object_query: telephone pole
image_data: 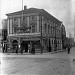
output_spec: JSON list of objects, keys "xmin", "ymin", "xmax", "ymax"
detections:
[{"xmin": 40, "ymin": 15, "xmax": 43, "ymax": 54}]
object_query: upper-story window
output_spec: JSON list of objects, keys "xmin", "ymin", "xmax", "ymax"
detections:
[
  {"xmin": 53, "ymin": 22, "xmax": 54, "ymax": 27},
  {"xmin": 49, "ymin": 20, "xmax": 51, "ymax": 26},
  {"xmin": 44, "ymin": 23, "xmax": 47, "ymax": 34},
  {"xmin": 51, "ymin": 26, "xmax": 52, "ymax": 35},
  {"xmin": 30, "ymin": 16, "xmax": 37, "ymax": 21},
  {"xmin": 14, "ymin": 27, "xmax": 17, "ymax": 33},
  {"xmin": 23, "ymin": 16, "xmax": 27, "ymax": 21},
  {"xmin": 14, "ymin": 18, "xmax": 18, "ymax": 22},
  {"xmin": 50, "ymin": 20, "xmax": 53, "ymax": 26},
  {"xmin": 59, "ymin": 30, "xmax": 60, "ymax": 37},
  {"xmin": 30, "ymin": 21, "xmax": 37, "ymax": 33},
  {"xmin": 48, "ymin": 25, "xmax": 50, "ymax": 34},
  {"xmin": 52, "ymin": 40, "xmax": 53, "ymax": 44},
  {"xmin": 32, "ymin": 25, "xmax": 35, "ymax": 33}
]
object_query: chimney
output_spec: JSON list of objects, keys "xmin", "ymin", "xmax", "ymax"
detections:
[{"xmin": 24, "ymin": 5, "xmax": 27, "ymax": 10}]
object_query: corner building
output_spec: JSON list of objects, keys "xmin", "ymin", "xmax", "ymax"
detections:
[{"xmin": 6, "ymin": 6, "xmax": 62, "ymax": 53}]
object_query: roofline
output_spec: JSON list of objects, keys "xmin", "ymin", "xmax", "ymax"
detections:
[
  {"xmin": 41, "ymin": 9, "xmax": 62, "ymax": 24},
  {"xmin": 6, "ymin": 8, "xmax": 62, "ymax": 24}
]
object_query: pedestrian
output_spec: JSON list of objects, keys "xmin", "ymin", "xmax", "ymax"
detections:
[
  {"xmin": 31, "ymin": 46, "xmax": 35, "ymax": 54},
  {"xmin": 15, "ymin": 46, "xmax": 18, "ymax": 54},
  {"xmin": 21, "ymin": 46, "xmax": 23, "ymax": 54},
  {"xmin": 33, "ymin": 46, "xmax": 35, "ymax": 54},
  {"xmin": 67, "ymin": 45, "xmax": 71, "ymax": 54},
  {"xmin": 2, "ymin": 46, "xmax": 4, "ymax": 53}
]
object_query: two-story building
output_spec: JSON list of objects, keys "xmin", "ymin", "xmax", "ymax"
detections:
[{"xmin": 6, "ymin": 6, "xmax": 62, "ymax": 53}]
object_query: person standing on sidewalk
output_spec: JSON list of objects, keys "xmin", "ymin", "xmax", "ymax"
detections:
[
  {"xmin": 21, "ymin": 45, "xmax": 23, "ymax": 54},
  {"xmin": 67, "ymin": 45, "xmax": 71, "ymax": 54},
  {"xmin": 31, "ymin": 45, "xmax": 35, "ymax": 54},
  {"xmin": 15, "ymin": 46, "xmax": 18, "ymax": 54}
]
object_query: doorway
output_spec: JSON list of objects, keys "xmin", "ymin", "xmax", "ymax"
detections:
[
  {"xmin": 12, "ymin": 40, "xmax": 18, "ymax": 52},
  {"xmin": 21, "ymin": 41, "xmax": 28, "ymax": 52}
]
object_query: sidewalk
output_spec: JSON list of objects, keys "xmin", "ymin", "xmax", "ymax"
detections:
[
  {"xmin": 1, "ymin": 49, "xmax": 67, "ymax": 59},
  {"xmin": 1, "ymin": 48, "xmax": 66, "ymax": 54}
]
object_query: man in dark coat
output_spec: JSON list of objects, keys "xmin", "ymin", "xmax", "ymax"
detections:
[
  {"xmin": 21, "ymin": 46, "xmax": 23, "ymax": 54},
  {"xmin": 15, "ymin": 46, "xmax": 18, "ymax": 54},
  {"xmin": 31, "ymin": 46, "xmax": 35, "ymax": 54},
  {"xmin": 67, "ymin": 45, "xmax": 71, "ymax": 54}
]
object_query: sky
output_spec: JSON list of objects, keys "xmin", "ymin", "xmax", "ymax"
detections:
[{"xmin": 0, "ymin": 0, "xmax": 75, "ymax": 38}]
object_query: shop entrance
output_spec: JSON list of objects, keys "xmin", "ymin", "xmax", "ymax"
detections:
[
  {"xmin": 12, "ymin": 40, "xmax": 18, "ymax": 52},
  {"xmin": 21, "ymin": 41, "xmax": 28, "ymax": 52}
]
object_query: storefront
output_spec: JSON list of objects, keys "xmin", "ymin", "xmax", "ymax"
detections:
[{"xmin": 7, "ymin": 33, "xmax": 42, "ymax": 53}]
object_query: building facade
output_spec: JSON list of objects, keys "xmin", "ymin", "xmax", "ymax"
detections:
[{"xmin": 6, "ymin": 6, "xmax": 62, "ymax": 53}]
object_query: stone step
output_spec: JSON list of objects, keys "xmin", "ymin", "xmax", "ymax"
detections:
[
  {"xmin": 35, "ymin": 49, "xmax": 41, "ymax": 53},
  {"xmin": 35, "ymin": 49, "xmax": 47, "ymax": 53}
]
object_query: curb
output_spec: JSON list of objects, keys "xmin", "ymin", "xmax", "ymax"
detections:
[
  {"xmin": 50, "ymin": 49, "xmax": 66, "ymax": 54},
  {"xmin": 1, "ymin": 49, "xmax": 66, "ymax": 55}
]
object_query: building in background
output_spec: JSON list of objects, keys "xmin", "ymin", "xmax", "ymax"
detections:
[
  {"xmin": 6, "ymin": 6, "xmax": 63, "ymax": 53},
  {"xmin": 2, "ymin": 19, "xmax": 8, "ymax": 52},
  {"xmin": 61, "ymin": 24, "xmax": 66, "ymax": 49},
  {"xmin": 68, "ymin": 33, "xmax": 75, "ymax": 46},
  {"xmin": 0, "ymin": 29, "xmax": 2, "ymax": 47}
]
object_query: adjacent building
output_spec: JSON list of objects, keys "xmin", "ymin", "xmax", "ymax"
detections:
[
  {"xmin": 1, "ymin": 19, "xmax": 8, "ymax": 52},
  {"xmin": 0, "ymin": 29, "xmax": 2, "ymax": 47},
  {"xmin": 2, "ymin": 19, "xmax": 8, "ymax": 40},
  {"xmin": 61, "ymin": 24, "xmax": 66, "ymax": 49},
  {"xmin": 6, "ymin": 6, "xmax": 63, "ymax": 53}
]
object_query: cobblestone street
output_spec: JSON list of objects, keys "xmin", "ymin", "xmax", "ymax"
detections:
[{"xmin": 1, "ymin": 47, "xmax": 75, "ymax": 75}]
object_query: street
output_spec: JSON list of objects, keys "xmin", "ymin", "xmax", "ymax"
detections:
[{"xmin": 1, "ymin": 47, "xmax": 75, "ymax": 75}]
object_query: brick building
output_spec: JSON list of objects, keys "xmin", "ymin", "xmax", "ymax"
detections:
[{"xmin": 6, "ymin": 6, "xmax": 63, "ymax": 53}]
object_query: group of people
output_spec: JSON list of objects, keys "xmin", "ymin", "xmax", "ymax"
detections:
[
  {"xmin": 2, "ymin": 43, "xmax": 72, "ymax": 54},
  {"xmin": 20, "ymin": 45, "xmax": 35, "ymax": 54}
]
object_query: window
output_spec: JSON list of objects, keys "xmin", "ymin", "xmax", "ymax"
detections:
[
  {"xmin": 30, "ymin": 16, "xmax": 37, "ymax": 21},
  {"xmin": 32, "ymin": 25, "xmax": 35, "ymax": 33},
  {"xmin": 48, "ymin": 25, "xmax": 50, "ymax": 34},
  {"xmin": 51, "ymin": 26, "xmax": 52, "ymax": 35},
  {"xmin": 23, "ymin": 16, "xmax": 27, "ymax": 21},
  {"xmin": 44, "ymin": 23, "xmax": 47, "ymax": 34},
  {"xmin": 52, "ymin": 40, "xmax": 53, "ymax": 44},
  {"xmin": 14, "ymin": 18, "xmax": 18, "ymax": 22},
  {"xmin": 14, "ymin": 27, "xmax": 17, "ymax": 33},
  {"xmin": 53, "ymin": 28, "xmax": 54, "ymax": 36}
]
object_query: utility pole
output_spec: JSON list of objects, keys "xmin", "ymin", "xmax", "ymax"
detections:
[
  {"xmin": 40, "ymin": 15, "xmax": 43, "ymax": 54},
  {"xmin": 22, "ymin": 0, "xmax": 23, "ymax": 21}
]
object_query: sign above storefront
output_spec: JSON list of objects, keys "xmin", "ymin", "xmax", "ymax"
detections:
[{"xmin": 8, "ymin": 33, "xmax": 41, "ymax": 36}]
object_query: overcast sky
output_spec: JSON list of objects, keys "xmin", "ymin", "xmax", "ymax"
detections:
[{"xmin": 0, "ymin": 0, "xmax": 75, "ymax": 37}]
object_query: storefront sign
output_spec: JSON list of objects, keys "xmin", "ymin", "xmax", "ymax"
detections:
[{"xmin": 8, "ymin": 33, "xmax": 41, "ymax": 36}]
